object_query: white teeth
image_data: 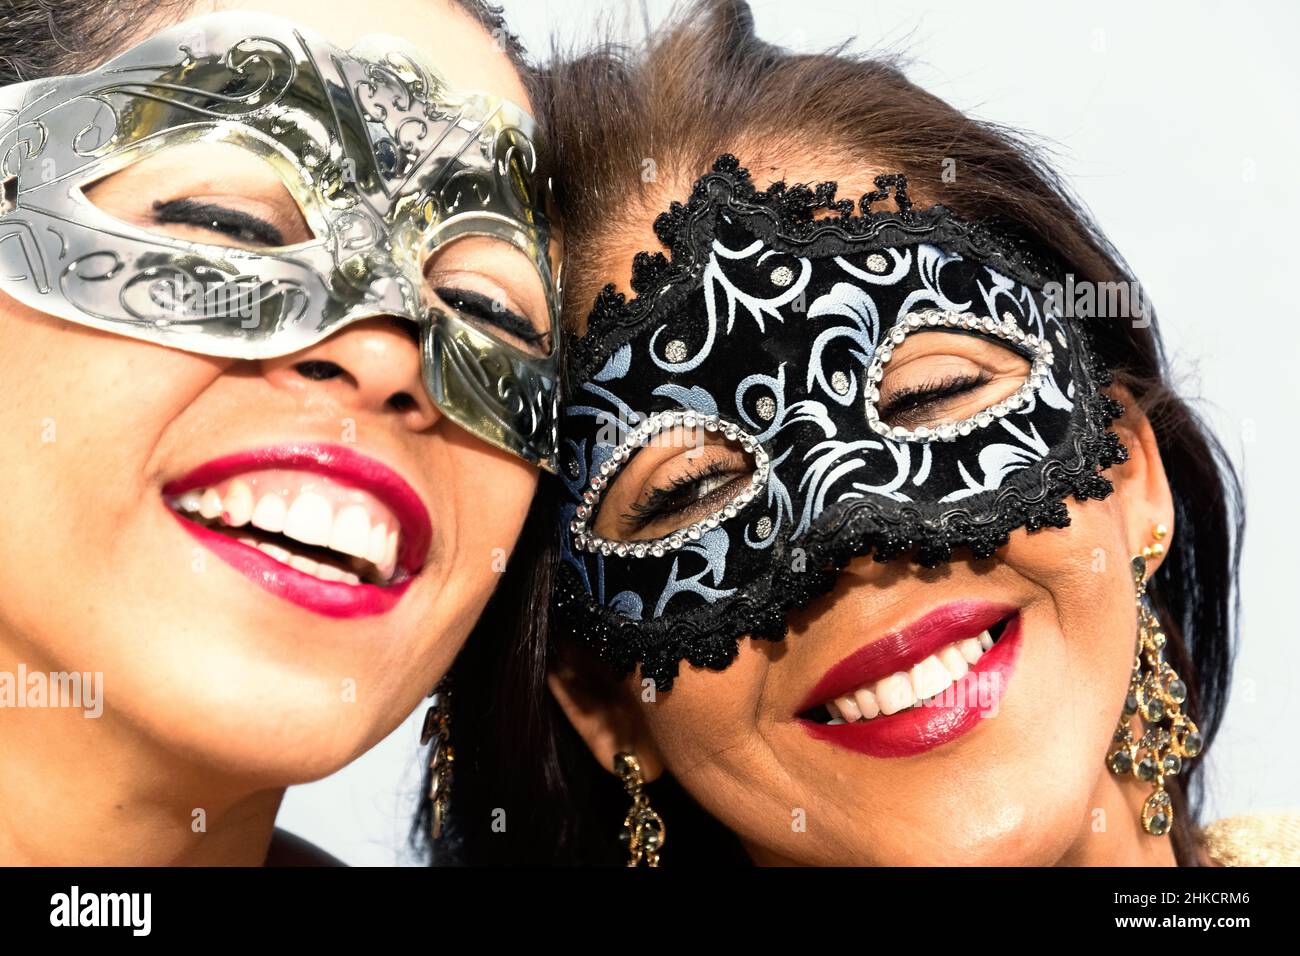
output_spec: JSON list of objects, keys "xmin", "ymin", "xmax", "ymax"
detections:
[
  {"xmin": 251, "ymin": 493, "xmax": 288, "ymax": 534},
  {"xmin": 256, "ymin": 541, "xmax": 292, "ymax": 564},
  {"xmin": 367, "ymin": 522, "xmax": 389, "ymax": 569},
  {"xmin": 382, "ymin": 529, "xmax": 399, "ymax": 578},
  {"xmin": 313, "ymin": 562, "xmax": 346, "ymax": 582},
  {"xmin": 835, "ymin": 694, "xmax": 863, "ymax": 722},
  {"xmin": 307, "ymin": 560, "xmax": 360, "ymax": 585},
  {"xmin": 910, "ymin": 655, "xmax": 951, "ymax": 702},
  {"xmin": 875, "ymin": 671, "xmax": 915, "ymax": 716},
  {"xmin": 223, "ymin": 479, "xmax": 254, "ymax": 527},
  {"xmin": 938, "ymin": 645, "xmax": 970, "ymax": 680},
  {"xmin": 284, "ymin": 492, "xmax": 334, "ymax": 548},
  {"xmin": 171, "ymin": 480, "xmax": 402, "ymax": 586},
  {"xmin": 330, "ymin": 504, "xmax": 373, "ymax": 560},
  {"xmin": 854, "ymin": 687, "xmax": 880, "ymax": 720},
  {"xmin": 288, "ymin": 554, "xmax": 319, "ymax": 576},
  {"xmin": 817, "ymin": 626, "xmax": 1006, "ymax": 725},
  {"xmin": 199, "ymin": 488, "xmax": 223, "ymax": 520}
]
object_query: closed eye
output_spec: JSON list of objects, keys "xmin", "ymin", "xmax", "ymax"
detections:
[
  {"xmin": 151, "ymin": 199, "xmax": 286, "ymax": 248},
  {"xmin": 434, "ymin": 286, "xmax": 550, "ymax": 350},
  {"xmin": 876, "ymin": 373, "xmax": 991, "ymax": 428},
  {"xmin": 873, "ymin": 330, "xmax": 1032, "ymax": 430},
  {"xmin": 623, "ymin": 462, "xmax": 750, "ymax": 532}
]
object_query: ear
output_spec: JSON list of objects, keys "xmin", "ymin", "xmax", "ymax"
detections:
[
  {"xmin": 1105, "ymin": 384, "xmax": 1176, "ymax": 573},
  {"xmin": 546, "ymin": 660, "xmax": 667, "ymax": 782}
]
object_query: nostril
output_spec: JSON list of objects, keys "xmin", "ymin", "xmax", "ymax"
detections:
[
  {"xmin": 386, "ymin": 391, "xmax": 418, "ymax": 413},
  {"xmin": 295, "ymin": 360, "xmax": 346, "ymax": 381}
]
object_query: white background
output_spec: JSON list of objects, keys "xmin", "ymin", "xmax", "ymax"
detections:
[{"xmin": 278, "ymin": 0, "xmax": 1300, "ymax": 864}]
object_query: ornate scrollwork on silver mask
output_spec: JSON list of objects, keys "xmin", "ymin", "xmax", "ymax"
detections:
[{"xmin": 0, "ymin": 11, "xmax": 559, "ymax": 470}]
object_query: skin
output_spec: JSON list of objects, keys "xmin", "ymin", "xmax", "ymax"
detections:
[
  {"xmin": 0, "ymin": 0, "xmax": 552, "ymax": 865},
  {"xmin": 550, "ymin": 160, "xmax": 1187, "ymax": 866}
]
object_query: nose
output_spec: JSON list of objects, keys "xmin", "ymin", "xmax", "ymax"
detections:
[{"xmin": 259, "ymin": 317, "xmax": 440, "ymax": 431}]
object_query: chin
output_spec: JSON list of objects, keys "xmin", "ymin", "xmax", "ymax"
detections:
[
  {"xmin": 923, "ymin": 788, "xmax": 1098, "ymax": 866},
  {"xmin": 164, "ymin": 691, "xmax": 381, "ymax": 786},
  {"xmin": 818, "ymin": 768, "xmax": 1096, "ymax": 866},
  {"xmin": 97, "ymin": 629, "xmax": 390, "ymax": 785}
]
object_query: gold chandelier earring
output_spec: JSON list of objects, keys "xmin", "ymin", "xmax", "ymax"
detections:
[
  {"xmin": 614, "ymin": 751, "xmax": 665, "ymax": 866},
  {"xmin": 421, "ymin": 678, "xmax": 454, "ymax": 841},
  {"xmin": 1106, "ymin": 523, "xmax": 1203, "ymax": 836}
]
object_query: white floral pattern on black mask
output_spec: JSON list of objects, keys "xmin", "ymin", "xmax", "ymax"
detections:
[{"xmin": 554, "ymin": 156, "xmax": 1127, "ymax": 689}]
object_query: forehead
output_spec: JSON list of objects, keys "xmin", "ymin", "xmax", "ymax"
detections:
[
  {"xmin": 567, "ymin": 159, "xmax": 901, "ymax": 334},
  {"xmin": 207, "ymin": 0, "xmax": 531, "ymax": 108}
]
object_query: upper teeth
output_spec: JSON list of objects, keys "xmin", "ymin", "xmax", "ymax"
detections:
[
  {"xmin": 171, "ymin": 476, "xmax": 400, "ymax": 583},
  {"xmin": 825, "ymin": 629, "xmax": 996, "ymax": 724}
]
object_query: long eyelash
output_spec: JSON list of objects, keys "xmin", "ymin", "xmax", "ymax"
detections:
[
  {"xmin": 624, "ymin": 462, "xmax": 737, "ymax": 530},
  {"xmin": 434, "ymin": 286, "xmax": 547, "ymax": 346},
  {"xmin": 877, "ymin": 372, "xmax": 992, "ymax": 421},
  {"xmin": 152, "ymin": 199, "xmax": 284, "ymax": 247}
]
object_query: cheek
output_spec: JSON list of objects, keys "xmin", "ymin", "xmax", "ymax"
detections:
[
  {"xmin": 637, "ymin": 649, "xmax": 767, "ymax": 751},
  {"xmin": 0, "ymin": 303, "xmax": 218, "ymax": 554},
  {"xmin": 633, "ymin": 649, "xmax": 797, "ymax": 829},
  {"xmin": 0, "ymin": 303, "xmax": 222, "ymax": 673},
  {"xmin": 427, "ymin": 441, "xmax": 538, "ymax": 631},
  {"xmin": 995, "ymin": 496, "xmax": 1141, "ymax": 833},
  {"xmin": 1004, "ymin": 494, "xmax": 1137, "ymax": 691}
]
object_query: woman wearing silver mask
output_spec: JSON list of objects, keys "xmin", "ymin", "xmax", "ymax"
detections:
[
  {"xmin": 433, "ymin": 0, "xmax": 1298, "ymax": 867},
  {"xmin": 0, "ymin": 0, "xmax": 560, "ymax": 865}
]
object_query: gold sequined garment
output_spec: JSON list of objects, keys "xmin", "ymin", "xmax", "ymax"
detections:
[{"xmin": 1198, "ymin": 810, "xmax": 1300, "ymax": 866}]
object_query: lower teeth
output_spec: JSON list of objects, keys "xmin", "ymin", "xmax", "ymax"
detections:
[{"xmin": 237, "ymin": 536, "xmax": 363, "ymax": 585}]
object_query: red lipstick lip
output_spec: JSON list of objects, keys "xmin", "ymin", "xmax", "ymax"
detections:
[
  {"xmin": 165, "ymin": 511, "xmax": 412, "ymax": 619},
  {"xmin": 799, "ymin": 615, "xmax": 1022, "ymax": 758},
  {"xmin": 797, "ymin": 600, "xmax": 1019, "ymax": 714},
  {"xmin": 160, "ymin": 442, "xmax": 432, "ymax": 576}
]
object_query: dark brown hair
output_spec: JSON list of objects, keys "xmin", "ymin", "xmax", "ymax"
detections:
[
  {"xmin": 0, "ymin": 0, "xmax": 529, "ymax": 85},
  {"xmin": 429, "ymin": 0, "xmax": 1242, "ymax": 866}
]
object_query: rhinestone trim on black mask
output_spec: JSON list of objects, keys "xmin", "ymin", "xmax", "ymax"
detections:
[{"xmin": 554, "ymin": 155, "xmax": 1127, "ymax": 689}]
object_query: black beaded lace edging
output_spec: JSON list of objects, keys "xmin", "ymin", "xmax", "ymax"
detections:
[
  {"xmin": 555, "ymin": 378, "xmax": 1126, "ymax": 690},
  {"xmin": 555, "ymin": 154, "xmax": 1128, "ymax": 691},
  {"xmin": 569, "ymin": 154, "xmax": 1061, "ymax": 382}
]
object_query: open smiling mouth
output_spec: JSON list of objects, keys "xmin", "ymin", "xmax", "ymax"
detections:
[
  {"xmin": 160, "ymin": 444, "xmax": 433, "ymax": 619},
  {"xmin": 799, "ymin": 614, "xmax": 1014, "ymax": 726},
  {"xmin": 166, "ymin": 472, "xmax": 404, "ymax": 587}
]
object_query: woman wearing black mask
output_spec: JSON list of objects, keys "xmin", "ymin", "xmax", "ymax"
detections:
[{"xmin": 423, "ymin": 0, "xmax": 1296, "ymax": 867}]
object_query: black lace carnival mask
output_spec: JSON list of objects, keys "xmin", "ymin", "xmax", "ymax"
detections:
[{"xmin": 554, "ymin": 156, "xmax": 1127, "ymax": 688}]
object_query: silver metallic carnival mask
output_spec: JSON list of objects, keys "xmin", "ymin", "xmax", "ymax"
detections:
[{"xmin": 0, "ymin": 12, "xmax": 560, "ymax": 469}]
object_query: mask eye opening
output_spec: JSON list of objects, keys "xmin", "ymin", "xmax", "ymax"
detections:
[
  {"xmin": 77, "ymin": 138, "xmax": 319, "ymax": 251},
  {"xmin": 569, "ymin": 410, "xmax": 769, "ymax": 558},
  {"xmin": 864, "ymin": 308, "xmax": 1055, "ymax": 443}
]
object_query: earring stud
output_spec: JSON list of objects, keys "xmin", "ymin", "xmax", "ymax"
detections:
[{"xmin": 1141, "ymin": 522, "xmax": 1169, "ymax": 560}]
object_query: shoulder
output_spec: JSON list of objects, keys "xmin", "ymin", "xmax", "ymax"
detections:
[
  {"xmin": 1197, "ymin": 809, "xmax": 1300, "ymax": 867},
  {"xmin": 264, "ymin": 828, "xmax": 347, "ymax": 867}
]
